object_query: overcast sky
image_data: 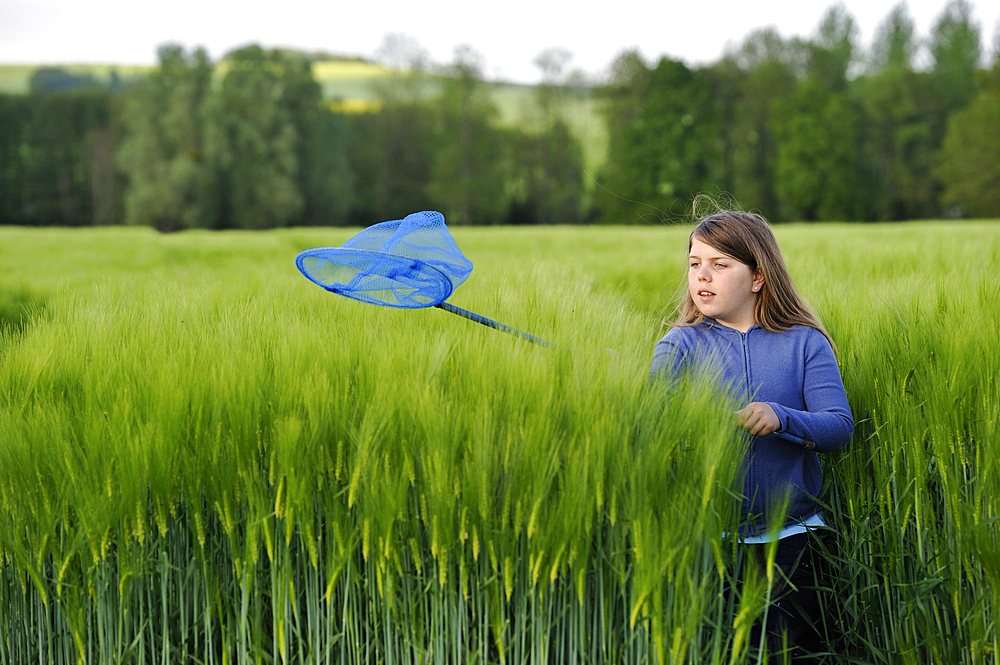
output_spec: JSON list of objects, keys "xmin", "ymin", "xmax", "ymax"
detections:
[{"xmin": 1, "ymin": 0, "xmax": 998, "ymax": 83}]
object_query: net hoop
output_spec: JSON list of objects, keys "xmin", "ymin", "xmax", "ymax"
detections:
[{"xmin": 295, "ymin": 247, "xmax": 454, "ymax": 309}]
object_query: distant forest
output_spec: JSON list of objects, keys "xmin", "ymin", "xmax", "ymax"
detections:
[{"xmin": 1, "ymin": 0, "xmax": 998, "ymax": 227}]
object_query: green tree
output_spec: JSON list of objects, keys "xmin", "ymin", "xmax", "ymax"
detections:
[
  {"xmin": 773, "ymin": 79, "xmax": 869, "ymax": 221},
  {"xmin": 348, "ymin": 35, "xmax": 437, "ymax": 224},
  {"xmin": 206, "ymin": 45, "xmax": 316, "ymax": 229},
  {"xmin": 15, "ymin": 90, "xmax": 115, "ymax": 226},
  {"xmin": 428, "ymin": 45, "xmax": 509, "ymax": 225},
  {"xmin": 346, "ymin": 101, "xmax": 438, "ymax": 224},
  {"xmin": 281, "ymin": 61, "xmax": 352, "ymax": 226},
  {"xmin": 297, "ymin": 107, "xmax": 353, "ymax": 226},
  {"xmin": 767, "ymin": 7, "xmax": 874, "ymax": 221},
  {"xmin": 929, "ymin": 0, "xmax": 983, "ymax": 113},
  {"xmin": 858, "ymin": 66, "xmax": 938, "ymax": 220},
  {"xmin": 728, "ymin": 28, "xmax": 801, "ymax": 218},
  {"xmin": 595, "ymin": 50, "xmax": 656, "ymax": 224},
  {"xmin": 0, "ymin": 91, "xmax": 118, "ymax": 226},
  {"xmin": 596, "ymin": 52, "xmax": 724, "ymax": 223},
  {"xmin": 533, "ymin": 47, "xmax": 574, "ymax": 127},
  {"xmin": 117, "ymin": 44, "xmax": 216, "ymax": 231},
  {"xmin": 857, "ymin": 2, "xmax": 938, "ymax": 220},
  {"xmin": 699, "ymin": 57, "xmax": 746, "ymax": 198},
  {"xmin": 868, "ymin": 2, "xmax": 919, "ymax": 73},
  {"xmin": 500, "ymin": 47, "xmax": 585, "ymax": 225},
  {"xmin": 936, "ymin": 79, "xmax": 1000, "ymax": 217},
  {"xmin": 372, "ymin": 32, "xmax": 432, "ymax": 101},
  {"xmin": 808, "ymin": 3, "xmax": 859, "ymax": 91},
  {"xmin": 507, "ymin": 119, "xmax": 584, "ymax": 225},
  {"xmin": 0, "ymin": 95, "xmax": 28, "ymax": 224}
]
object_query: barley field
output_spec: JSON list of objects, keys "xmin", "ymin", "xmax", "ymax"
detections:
[{"xmin": 1, "ymin": 221, "xmax": 998, "ymax": 664}]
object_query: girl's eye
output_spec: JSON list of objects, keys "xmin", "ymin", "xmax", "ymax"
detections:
[
  {"xmin": 689, "ymin": 262, "xmax": 700, "ymax": 269},
  {"xmin": 715, "ymin": 263, "xmax": 727, "ymax": 269}
]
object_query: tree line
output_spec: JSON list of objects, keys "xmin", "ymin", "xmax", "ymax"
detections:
[
  {"xmin": 598, "ymin": 1, "xmax": 1000, "ymax": 222},
  {"xmin": 0, "ymin": 42, "xmax": 587, "ymax": 229},
  {"xmin": 0, "ymin": 0, "xmax": 998, "ymax": 228}
]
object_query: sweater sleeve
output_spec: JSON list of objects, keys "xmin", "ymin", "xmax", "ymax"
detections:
[
  {"xmin": 766, "ymin": 333, "xmax": 854, "ymax": 454},
  {"xmin": 648, "ymin": 329, "xmax": 689, "ymax": 383}
]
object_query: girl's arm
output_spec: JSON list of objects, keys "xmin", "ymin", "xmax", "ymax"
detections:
[
  {"xmin": 648, "ymin": 331, "xmax": 689, "ymax": 381},
  {"xmin": 766, "ymin": 334, "xmax": 854, "ymax": 453}
]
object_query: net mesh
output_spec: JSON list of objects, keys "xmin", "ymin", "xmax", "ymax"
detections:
[{"xmin": 295, "ymin": 211, "xmax": 474, "ymax": 308}]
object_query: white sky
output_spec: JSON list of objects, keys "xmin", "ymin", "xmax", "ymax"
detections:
[{"xmin": 1, "ymin": 0, "xmax": 998, "ymax": 83}]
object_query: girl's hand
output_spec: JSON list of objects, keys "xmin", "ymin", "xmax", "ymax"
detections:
[{"xmin": 737, "ymin": 402, "xmax": 780, "ymax": 437}]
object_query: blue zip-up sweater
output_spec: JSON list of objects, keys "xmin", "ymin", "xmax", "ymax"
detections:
[{"xmin": 649, "ymin": 319, "xmax": 853, "ymax": 536}]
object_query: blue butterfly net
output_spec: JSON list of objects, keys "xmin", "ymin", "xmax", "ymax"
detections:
[{"xmin": 295, "ymin": 211, "xmax": 474, "ymax": 308}]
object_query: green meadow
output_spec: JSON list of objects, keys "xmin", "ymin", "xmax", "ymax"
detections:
[{"xmin": 1, "ymin": 221, "xmax": 998, "ymax": 663}]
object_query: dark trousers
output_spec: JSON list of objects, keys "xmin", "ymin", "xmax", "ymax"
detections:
[{"xmin": 741, "ymin": 531, "xmax": 828, "ymax": 663}]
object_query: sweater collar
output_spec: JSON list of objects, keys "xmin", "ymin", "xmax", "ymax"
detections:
[{"xmin": 700, "ymin": 317, "xmax": 760, "ymax": 335}]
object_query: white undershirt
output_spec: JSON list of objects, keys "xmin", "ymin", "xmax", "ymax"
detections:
[{"xmin": 739, "ymin": 512, "xmax": 827, "ymax": 544}]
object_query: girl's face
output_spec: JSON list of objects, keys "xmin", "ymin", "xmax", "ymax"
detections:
[{"xmin": 687, "ymin": 237, "xmax": 764, "ymax": 332}]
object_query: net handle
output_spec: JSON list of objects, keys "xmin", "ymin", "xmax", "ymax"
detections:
[{"xmin": 435, "ymin": 301, "xmax": 556, "ymax": 347}]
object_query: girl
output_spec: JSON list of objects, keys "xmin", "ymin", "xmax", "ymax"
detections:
[{"xmin": 648, "ymin": 208, "xmax": 853, "ymax": 658}]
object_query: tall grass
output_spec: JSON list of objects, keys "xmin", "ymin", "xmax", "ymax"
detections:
[{"xmin": 0, "ymin": 221, "xmax": 998, "ymax": 663}]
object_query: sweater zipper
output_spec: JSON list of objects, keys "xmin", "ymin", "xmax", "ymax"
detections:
[
  {"xmin": 740, "ymin": 329, "xmax": 755, "ymax": 525},
  {"xmin": 740, "ymin": 330, "xmax": 752, "ymax": 398}
]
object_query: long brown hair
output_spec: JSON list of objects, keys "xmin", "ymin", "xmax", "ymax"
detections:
[{"xmin": 670, "ymin": 206, "xmax": 835, "ymax": 349}]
